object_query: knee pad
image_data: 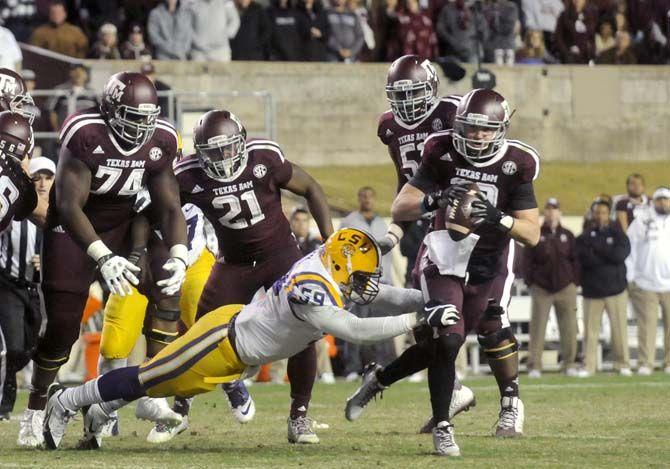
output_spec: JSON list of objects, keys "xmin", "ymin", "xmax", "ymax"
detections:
[
  {"xmin": 143, "ymin": 308, "xmax": 181, "ymax": 346},
  {"xmin": 433, "ymin": 333, "xmax": 464, "ymax": 364},
  {"xmin": 34, "ymin": 352, "xmax": 69, "ymax": 371},
  {"xmin": 154, "ymin": 307, "xmax": 181, "ymax": 322},
  {"xmin": 477, "ymin": 327, "xmax": 518, "ymax": 360}
]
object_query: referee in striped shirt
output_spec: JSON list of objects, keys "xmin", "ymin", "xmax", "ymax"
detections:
[{"xmin": 0, "ymin": 157, "xmax": 54, "ymax": 420}]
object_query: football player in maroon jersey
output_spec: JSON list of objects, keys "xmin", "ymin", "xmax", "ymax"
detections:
[
  {"xmin": 347, "ymin": 88, "xmax": 541, "ymax": 456},
  {"xmin": 352, "ymin": 55, "xmax": 475, "ymax": 431},
  {"xmin": 161, "ymin": 110, "xmax": 333, "ymax": 444},
  {"xmin": 0, "ymin": 68, "xmax": 37, "ymax": 124},
  {"xmin": 17, "ymin": 72, "xmax": 189, "ymax": 448}
]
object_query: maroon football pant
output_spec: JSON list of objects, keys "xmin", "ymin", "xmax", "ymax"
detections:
[{"xmin": 196, "ymin": 247, "xmax": 317, "ymax": 418}]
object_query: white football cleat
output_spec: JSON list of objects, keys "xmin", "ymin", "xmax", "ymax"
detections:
[
  {"xmin": 664, "ymin": 366, "xmax": 670, "ymax": 375},
  {"xmin": 223, "ymin": 381, "xmax": 256, "ymax": 424},
  {"xmin": 77, "ymin": 404, "xmax": 113, "ymax": 450},
  {"xmin": 619, "ymin": 368, "xmax": 633, "ymax": 377},
  {"xmin": 637, "ymin": 366, "xmax": 652, "ymax": 376},
  {"xmin": 287, "ymin": 416, "xmax": 320, "ymax": 444},
  {"xmin": 43, "ymin": 384, "xmax": 77, "ymax": 450},
  {"xmin": 528, "ymin": 369, "xmax": 541, "ymax": 379},
  {"xmin": 320, "ymin": 372, "xmax": 336, "ymax": 384},
  {"xmin": 418, "ymin": 384, "xmax": 476, "ymax": 434},
  {"xmin": 147, "ymin": 416, "xmax": 190, "ymax": 444},
  {"xmin": 495, "ymin": 396, "xmax": 524, "ymax": 438},
  {"xmin": 135, "ymin": 397, "xmax": 183, "ymax": 427},
  {"xmin": 17, "ymin": 408, "xmax": 45, "ymax": 448},
  {"xmin": 432, "ymin": 421, "xmax": 460, "ymax": 457}
]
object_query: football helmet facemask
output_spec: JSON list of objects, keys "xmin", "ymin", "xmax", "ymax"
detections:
[
  {"xmin": 385, "ymin": 55, "xmax": 439, "ymax": 124},
  {"xmin": 320, "ymin": 228, "xmax": 382, "ymax": 305},
  {"xmin": 194, "ymin": 110, "xmax": 248, "ymax": 181},
  {"xmin": 452, "ymin": 88, "xmax": 512, "ymax": 163},
  {"xmin": 101, "ymin": 71, "xmax": 160, "ymax": 148},
  {"xmin": 0, "ymin": 68, "xmax": 36, "ymax": 124}
]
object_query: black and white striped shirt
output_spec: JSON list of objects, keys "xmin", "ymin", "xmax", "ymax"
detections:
[{"xmin": 0, "ymin": 219, "xmax": 41, "ymax": 283}]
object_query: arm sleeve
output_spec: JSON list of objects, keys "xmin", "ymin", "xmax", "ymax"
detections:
[
  {"xmin": 508, "ymin": 182, "xmax": 537, "ymax": 211},
  {"xmin": 294, "ymin": 303, "xmax": 417, "ymax": 344},
  {"xmin": 408, "ymin": 164, "xmax": 437, "ymax": 194},
  {"xmin": 370, "ymin": 284, "xmax": 424, "ymax": 313}
]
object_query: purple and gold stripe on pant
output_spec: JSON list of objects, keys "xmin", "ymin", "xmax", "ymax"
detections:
[{"xmin": 138, "ymin": 324, "xmax": 228, "ymax": 390}]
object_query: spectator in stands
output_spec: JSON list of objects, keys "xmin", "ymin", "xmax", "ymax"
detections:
[
  {"xmin": 397, "ymin": 0, "xmax": 438, "ymax": 59},
  {"xmin": 516, "ymin": 29, "xmax": 558, "ymax": 64},
  {"xmin": 231, "ymin": 0, "xmax": 271, "ymax": 60},
  {"xmin": 290, "ymin": 207, "xmax": 322, "ymax": 254},
  {"xmin": 596, "ymin": 30, "xmax": 637, "ymax": 63},
  {"xmin": 348, "ymin": 0, "xmax": 376, "ymax": 60},
  {"xmin": 140, "ymin": 63, "xmax": 173, "ymax": 120},
  {"xmin": 79, "ymin": 0, "xmax": 123, "ymax": 38},
  {"xmin": 370, "ymin": 0, "xmax": 401, "ymax": 61},
  {"xmin": 436, "ymin": 0, "xmax": 489, "ymax": 64},
  {"xmin": 89, "ymin": 22, "xmax": 121, "ymax": 59},
  {"xmin": 29, "ymin": 1, "xmax": 89, "ymax": 58},
  {"xmin": 296, "ymin": 0, "xmax": 330, "ymax": 61},
  {"xmin": 596, "ymin": 16, "xmax": 616, "ymax": 55},
  {"xmin": 147, "ymin": 0, "xmax": 195, "ymax": 60},
  {"xmin": 577, "ymin": 198, "xmax": 632, "ymax": 376},
  {"xmin": 267, "ymin": 0, "xmax": 304, "ymax": 60},
  {"xmin": 554, "ymin": 0, "xmax": 597, "ymax": 64},
  {"xmin": 47, "ymin": 65, "xmax": 98, "ymax": 136},
  {"xmin": 583, "ymin": 193, "xmax": 612, "ymax": 231},
  {"xmin": 627, "ymin": 187, "xmax": 670, "ymax": 375},
  {"xmin": 525, "ymin": 198, "xmax": 582, "ymax": 378},
  {"xmin": 483, "ymin": 0, "xmax": 519, "ymax": 65},
  {"xmin": 338, "ymin": 187, "xmax": 396, "ymax": 380},
  {"xmin": 191, "ymin": 0, "xmax": 240, "ymax": 62},
  {"xmin": 614, "ymin": 173, "xmax": 649, "ymax": 232},
  {"xmin": 0, "ymin": 24, "xmax": 22, "ymax": 70},
  {"xmin": 521, "ymin": 0, "xmax": 564, "ymax": 55},
  {"xmin": 326, "ymin": 0, "xmax": 365, "ymax": 62},
  {"xmin": 120, "ymin": 23, "xmax": 153, "ymax": 60},
  {"xmin": 0, "ymin": 0, "xmax": 39, "ymax": 42}
]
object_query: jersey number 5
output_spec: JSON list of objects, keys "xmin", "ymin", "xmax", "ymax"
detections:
[
  {"xmin": 212, "ymin": 190, "xmax": 265, "ymax": 230},
  {"xmin": 0, "ymin": 174, "xmax": 19, "ymax": 220},
  {"xmin": 399, "ymin": 141, "xmax": 424, "ymax": 180}
]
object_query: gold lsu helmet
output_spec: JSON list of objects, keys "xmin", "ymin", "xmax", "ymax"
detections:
[{"xmin": 320, "ymin": 227, "xmax": 382, "ymax": 305}]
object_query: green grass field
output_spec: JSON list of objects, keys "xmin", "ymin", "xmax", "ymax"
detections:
[
  {"xmin": 2, "ymin": 374, "xmax": 669, "ymax": 467},
  {"xmin": 306, "ymin": 161, "xmax": 670, "ymax": 216}
]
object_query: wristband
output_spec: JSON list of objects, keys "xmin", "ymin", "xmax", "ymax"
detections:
[
  {"xmin": 87, "ymin": 240, "xmax": 113, "ymax": 262},
  {"xmin": 498, "ymin": 215, "xmax": 514, "ymax": 233},
  {"xmin": 169, "ymin": 244, "xmax": 189, "ymax": 265},
  {"xmin": 386, "ymin": 223, "xmax": 404, "ymax": 244}
]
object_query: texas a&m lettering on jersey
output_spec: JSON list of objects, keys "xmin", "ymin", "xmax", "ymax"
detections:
[
  {"xmin": 378, "ymin": 95, "xmax": 460, "ymax": 192},
  {"xmin": 413, "ymin": 129, "xmax": 540, "ymax": 257},
  {"xmin": 50, "ymin": 107, "xmax": 179, "ymax": 232},
  {"xmin": 175, "ymin": 138, "xmax": 299, "ymax": 264}
]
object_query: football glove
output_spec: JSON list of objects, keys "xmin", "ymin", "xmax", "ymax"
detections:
[
  {"xmin": 422, "ymin": 184, "xmax": 470, "ymax": 214},
  {"xmin": 419, "ymin": 301, "xmax": 460, "ymax": 328},
  {"xmin": 470, "ymin": 191, "xmax": 513, "ymax": 232},
  {"xmin": 157, "ymin": 244, "xmax": 188, "ymax": 295},
  {"xmin": 98, "ymin": 254, "xmax": 141, "ymax": 296}
]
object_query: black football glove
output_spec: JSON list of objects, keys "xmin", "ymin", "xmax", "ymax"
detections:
[
  {"xmin": 470, "ymin": 191, "xmax": 503, "ymax": 225},
  {"xmin": 421, "ymin": 184, "xmax": 469, "ymax": 214},
  {"xmin": 419, "ymin": 301, "xmax": 460, "ymax": 328}
]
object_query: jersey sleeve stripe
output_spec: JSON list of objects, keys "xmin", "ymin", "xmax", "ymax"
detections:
[
  {"xmin": 507, "ymin": 140, "xmax": 541, "ymax": 181},
  {"xmin": 246, "ymin": 143, "xmax": 285, "ymax": 162},
  {"xmin": 289, "ymin": 273, "xmax": 343, "ymax": 307},
  {"xmin": 58, "ymin": 113, "xmax": 102, "ymax": 141},
  {"xmin": 156, "ymin": 123, "xmax": 179, "ymax": 144},
  {"xmin": 60, "ymin": 118, "xmax": 105, "ymax": 149}
]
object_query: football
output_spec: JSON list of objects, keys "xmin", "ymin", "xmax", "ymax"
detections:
[{"xmin": 445, "ymin": 182, "xmax": 480, "ymax": 241}]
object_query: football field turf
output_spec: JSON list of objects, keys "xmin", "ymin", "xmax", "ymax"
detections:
[{"xmin": 1, "ymin": 373, "xmax": 669, "ymax": 468}]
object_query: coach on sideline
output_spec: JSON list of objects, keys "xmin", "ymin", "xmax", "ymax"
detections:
[
  {"xmin": 0, "ymin": 157, "xmax": 53, "ymax": 420},
  {"xmin": 626, "ymin": 187, "xmax": 670, "ymax": 375},
  {"xmin": 524, "ymin": 198, "xmax": 581, "ymax": 378},
  {"xmin": 576, "ymin": 197, "xmax": 632, "ymax": 376}
]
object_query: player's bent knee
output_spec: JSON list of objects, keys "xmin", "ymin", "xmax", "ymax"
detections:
[{"xmin": 477, "ymin": 327, "xmax": 519, "ymax": 361}]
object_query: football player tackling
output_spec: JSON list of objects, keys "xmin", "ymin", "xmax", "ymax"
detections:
[{"xmin": 42, "ymin": 228, "xmax": 457, "ymax": 450}]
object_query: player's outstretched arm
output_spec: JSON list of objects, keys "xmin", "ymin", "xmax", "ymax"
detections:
[
  {"xmin": 283, "ymin": 163, "xmax": 334, "ymax": 239},
  {"xmin": 369, "ymin": 284, "xmax": 424, "ymax": 314},
  {"xmin": 391, "ymin": 182, "xmax": 427, "ymax": 222}
]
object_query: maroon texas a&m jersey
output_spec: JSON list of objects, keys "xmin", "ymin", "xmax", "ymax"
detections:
[
  {"xmin": 411, "ymin": 130, "xmax": 540, "ymax": 260},
  {"xmin": 378, "ymin": 95, "xmax": 460, "ymax": 193},
  {"xmin": 175, "ymin": 139, "xmax": 299, "ymax": 264},
  {"xmin": 49, "ymin": 108, "xmax": 179, "ymax": 232},
  {"xmin": 0, "ymin": 154, "xmax": 37, "ymax": 232}
]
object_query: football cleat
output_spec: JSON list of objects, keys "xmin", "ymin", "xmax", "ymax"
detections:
[
  {"xmin": 223, "ymin": 380, "xmax": 255, "ymax": 424},
  {"xmin": 320, "ymin": 372, "xmax": 336, "ymax": 384},
  {"xmin": 17, "ymin": 408, "xmax": 45, "ymax": 447},
  {"xmin": 619, "ymin": 368, "xmax": 633, "ymax": 377},
  {"xmin": 345, "ymin": 362, "xmax": 386, "ymax": 422},
  {"xmin": 432, "ymin": 421, "xmax": 460, "ymax": 457},
  {"xmin": 43, "ymin": 384, "xmax": 77, "ymax": 450},
  {"xmin": 99, "ymin": 410, "xmax": 119, "ymax": 437},
  {"xmin": 135, "ymin": 397, "xmax": 183, "ymax": 427},
  {"xmin": 637, "ymin": 366, "xmax": 652, "ymax": 376},
  {"xmin": 495, "ymin": 396, "xmax": 524, "ymax": 437},
  {"xmin": 287, "ymin": 416, "xmax": 320, "ymax": 444},
  {"xmin": 528, "ymin": 369, "xmax": 542, "ymax": 379},
  {"xmin": 0, "ymin": 412, "xmax": 10, "ymax": 421},
  {"xmin": 147, "ymin": 416, "xmax": 190, "ymax": 444},
  {"xmin": 77, "ymin": 404, "xmax": 112, "ymax": 450},
  {"xmin": 418, "ymin": 384, "xmax": 476, "ymax": 433}
]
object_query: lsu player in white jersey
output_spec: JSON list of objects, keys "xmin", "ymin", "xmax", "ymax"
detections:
[
  {"xmin": 42, "ymin": 228, "xmax": 459, "ymax": 450},
  {"xmin": 96, "ymin": 199, "xmax": 217, "ymax": 437}
]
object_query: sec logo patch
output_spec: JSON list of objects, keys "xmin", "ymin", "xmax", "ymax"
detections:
[
  {"xmin": 149, "ymin": 147, "xmax": 162, "ymax": 161},
  {"xmin": 253, "ymin": 164, "xmax": 267, "ymax": 179},
  {"xmin": 432, "ymin": 118, "xmax": 443, "ymax": 131},
  {"xmin": 502, "ymin": 161, "xmax": 517, "ymax": 175}
]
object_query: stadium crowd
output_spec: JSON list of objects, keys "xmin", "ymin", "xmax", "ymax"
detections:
[{"xmin": 3, "ymin": 0, "xmax": 670, "ymax": 65}]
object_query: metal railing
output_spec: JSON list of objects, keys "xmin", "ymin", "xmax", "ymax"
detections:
[{"xmin": 29, "ymin": 89, "xmax": 276, "ymax": 145}]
